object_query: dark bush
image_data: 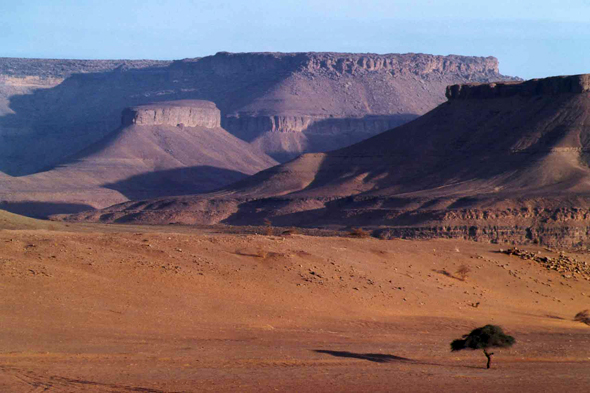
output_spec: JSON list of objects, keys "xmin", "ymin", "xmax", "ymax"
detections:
[
  {"xmin": 451, "ymin": 324, "xmax": 515, "ymax": 369},
  {"xmin": 574, "ymin": 310, "xmax": 590, "ymax": 325}
]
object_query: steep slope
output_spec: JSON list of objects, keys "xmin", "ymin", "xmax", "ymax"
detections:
[
  {"xmin": 71, "ymin": 75, "xmax": 590, "ymax": 246},
  {"xmin": 0, "ymin": 53, "xmax": 516, "ymax": 175},
  {"xmin": 0, "ymin": 101, "xmax": 277, "ymax": 217}
]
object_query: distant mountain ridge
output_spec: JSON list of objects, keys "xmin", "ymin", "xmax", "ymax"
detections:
[{"xmin": 0, "ymin": 52, "xmax": 517, "ymax": 175}]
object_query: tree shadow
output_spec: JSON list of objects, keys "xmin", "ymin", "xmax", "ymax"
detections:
[
  {"xmin": 432, "ymin": 269, "xmax": 463, "ymax": 281},
  {"xmin": 313, "ymin": 350, "xmax": 414, "ymax": 363},
  {"xmin": 314, "ymin": 349, "xmax": 487, "ymax": 369}
]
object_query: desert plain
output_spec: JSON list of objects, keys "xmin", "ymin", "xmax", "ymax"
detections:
[{"xmin": 1, "ymin": 212, "xmax": 589, "ymax": 392}]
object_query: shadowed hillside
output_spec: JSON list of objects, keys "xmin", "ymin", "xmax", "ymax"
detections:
[
  {"xmin": 0, "ymin": 53, "xmax": 517, "ymax": 175},
  {"xmin": 68, "ymin": 74, "xmax": 590, "ymax": 247}
]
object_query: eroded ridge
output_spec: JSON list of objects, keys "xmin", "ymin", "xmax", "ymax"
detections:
[{"xmin": 447, "ymin": 74, "xmax": 590, "ymax": 100}]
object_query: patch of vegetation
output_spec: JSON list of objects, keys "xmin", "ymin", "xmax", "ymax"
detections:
[
  {"xmin": 349, "ymin": 227, "xmax": 370, "ymax": 238},
  {"xmin": 455, "ymin": 265, "xmax": 471, "ymax": 281},
  {"xmin": 451, "ymin": 325, "xmax": 515, "ymax": 369},
  {"xmin": 574, "ymin": 310, "xmax": 590, "ymax": 326}
]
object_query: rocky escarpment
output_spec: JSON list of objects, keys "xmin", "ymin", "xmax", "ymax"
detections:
[
  {"xmin": 122, "ymin": 100, "xmax": 221, "ymax": 128},
  {"xmin": 223, "ymin": 114, "xmax": 416, "ymax": 138},
  {"xmin": 446, "ymin": 74, "xmax": 590, "ymax": 100},
  {"xmin": 191, "ymin": 52, "xmax": 503, "ymax": 79}
]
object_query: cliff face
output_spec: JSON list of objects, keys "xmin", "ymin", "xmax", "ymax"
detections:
[
  {"xmin": 190, "ymin": 52, "xmax": 501, "ymax": 79},
  {"xmin": 222, "ymin": 114, "xmax": 413, "ymax": 138},
  {"xmin": 446, "ymin": 74, "xmax": 590, "ymax": 100},
  {"xmin": 122, "ymin": 100, "xmax": 221, "ymax": 128}
]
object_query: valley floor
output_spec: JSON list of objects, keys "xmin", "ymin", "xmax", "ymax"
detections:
[{"xmin": 0, "ymin": 223, "xmax": 589, "ymax": 392}]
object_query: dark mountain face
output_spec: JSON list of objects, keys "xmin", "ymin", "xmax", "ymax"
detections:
[{"xmin": 67, "ymin": 75, "xmax": 590, "ymax": 247}]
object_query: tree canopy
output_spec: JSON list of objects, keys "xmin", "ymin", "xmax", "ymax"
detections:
[{"xmin": 451, "ymin": 325, "xmax": 515, "ymax": 351}]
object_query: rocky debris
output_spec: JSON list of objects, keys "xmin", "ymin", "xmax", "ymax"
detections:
[
  {"xmin": 122, "ymin": 100, "xmax": 221, "ymax": 128},
  {"xmin": 501, "ymin": 247, "xmax": 590, "ymax": 280},
  {"xmin": 377, "ymin": 224, "xmax": 590, "ymax": 249},
  {"xmin": 194, "ymin": 51, "xmax": 506, "ymax": 80}
]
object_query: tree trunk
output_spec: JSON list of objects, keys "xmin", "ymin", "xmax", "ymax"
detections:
[{"xmin": 483, "ymin": 350, "xmax": 494, "ymax": 369}]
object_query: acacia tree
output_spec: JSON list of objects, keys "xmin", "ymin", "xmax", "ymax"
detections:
[{"xmin": 451, "ymin": 325, "xmax": 515, "ymax": 369}]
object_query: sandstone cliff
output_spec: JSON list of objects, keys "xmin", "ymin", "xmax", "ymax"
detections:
[
  {"xmin": 122, "ymin": 100, "xmax": 221, "ymax": 128},
  {"xmin": 446, "ymin": 74, "xmax": 590, "ymax": 100}
]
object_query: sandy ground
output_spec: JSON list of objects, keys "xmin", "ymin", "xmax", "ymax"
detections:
[{"xmin": 1, "ymin": 223, "xmax": 589, "ymax": 392}]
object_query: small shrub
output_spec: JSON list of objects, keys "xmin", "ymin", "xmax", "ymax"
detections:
[
  {"xmin": 574, "ymin": 310, "xmax": 590, "ymax": 325},
  {"xmin": 456, "ymin": 265, "xmax": 471, "ymax": 281},
  {"xmin": 349, "ymin": 227, "xmax": 370, "ymax": 238},
  {"xmin": 263, "ymin": 219, "xmax": 273, "ymax": 236}
]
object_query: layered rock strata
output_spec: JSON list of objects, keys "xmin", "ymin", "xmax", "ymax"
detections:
[
  {"xmin": 447, "ymin": 74, "xmax": 590, "ymax": 100},
  {"xmin": 122, "ymin": 100, "xmax": 221, "ymax": 128}
]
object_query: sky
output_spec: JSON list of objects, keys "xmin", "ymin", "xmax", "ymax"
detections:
[{"xmin": 1, "ymin": 0, "xmax": 589, "ymax": 79}]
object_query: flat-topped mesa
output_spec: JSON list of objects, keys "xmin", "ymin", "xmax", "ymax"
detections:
[
  {"xmin": 121, "ymin": 100, "xmax": 221, "ymax": 128},
  {"xmin": 447, "ymin": 74, "xmax": 590, "ymax": 100}
]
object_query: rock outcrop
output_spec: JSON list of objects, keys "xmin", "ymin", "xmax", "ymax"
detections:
[
  {"xmin": 446, "ymin": 74, "xmax": 590, "ymax": 100},
  {"xmin": 122, "ymin": 100, "xmax": 221, "ymax": 128}
]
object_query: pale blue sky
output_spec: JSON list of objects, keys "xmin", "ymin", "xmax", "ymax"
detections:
[{"xmin": 1, "ymin": 0, "xmax": 589, "ymax": 79}]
